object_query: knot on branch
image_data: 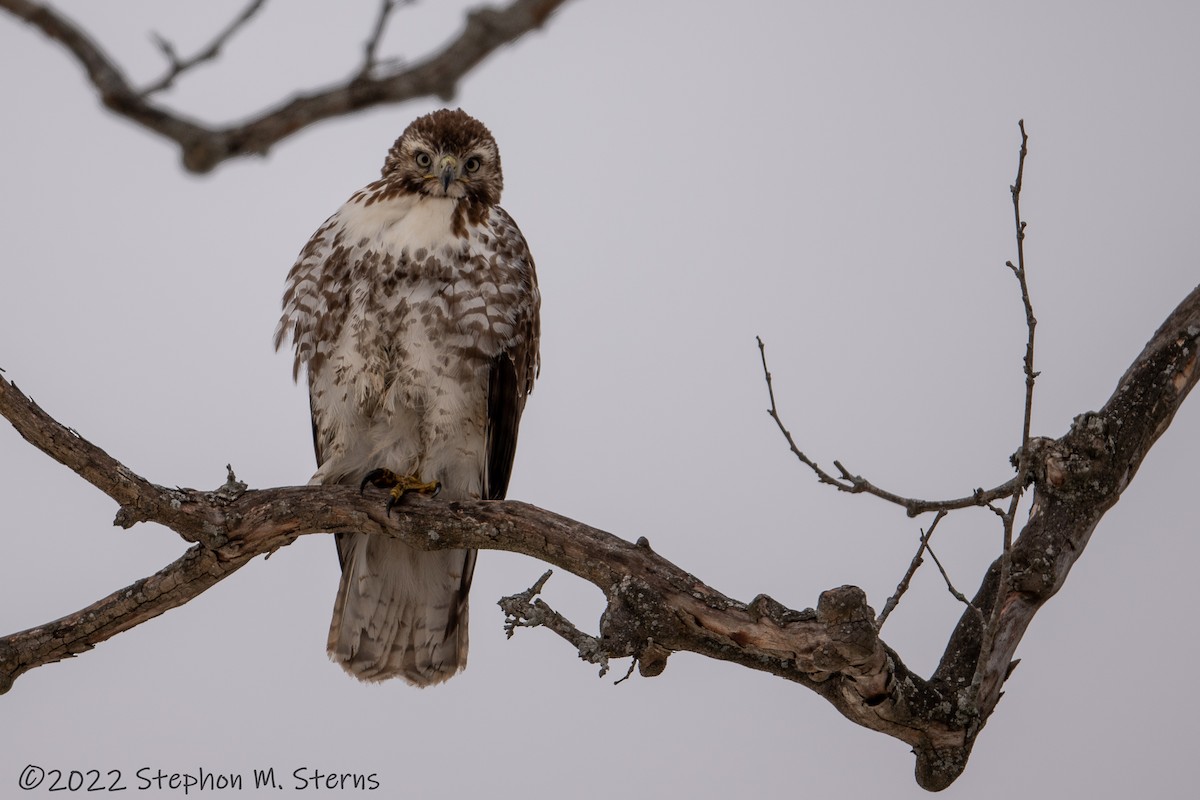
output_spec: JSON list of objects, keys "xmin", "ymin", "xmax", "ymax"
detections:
[
  {"xmin": 914, "ymin": 743, "xmax": 970, "ymax": 793},
  {"xmin": 214, "ymin": 464, "xmax": 248, "ymax": 500},
  {"xmin": 499, "ymin": 571, "xmax": 675, "ymax": 681},
  {"xmin": 749, "ymin": 592, "xmax": 813, "ymax": 625},
  {"xmin": 635, "ymin": 641, "xmax": 671, "ymax": 678},
  {"xmin": 601, "ymin": 575, "xmax": 673, "ymax": 656},
  {"xmin": 1024, "ymin": 413, "xmax": 1116, "ymax": 501},
  {"xmin": 816, "ymin": 585, "xmax": 874, "ymax": 626},
  {"xmin": 113, "ymin": 467, "xmax": 251, "ymax": 549},
  {"xmin": 811, "ymin": 586, "xmax": 891, "ymax": 700},
  {"xmin": 181, "ymin": 135, "xmax": 231, "ymax": 175}
]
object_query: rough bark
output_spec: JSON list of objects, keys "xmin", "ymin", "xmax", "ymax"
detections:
[
  {"xmin": 0, "ymin": 0, "xmax": 572, "ymax": 173},
  {"xmin": 2, "ymin": 284, "xmax": 1197, "ymax": 790}
]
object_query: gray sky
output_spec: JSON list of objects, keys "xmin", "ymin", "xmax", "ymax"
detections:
[{"xmin": 2, "ymin": 1, "xmax": 1197, "ymax": 797}]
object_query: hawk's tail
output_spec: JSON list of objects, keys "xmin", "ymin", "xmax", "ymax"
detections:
[{"xmin": 327, "ymin": 532, "xmax": 475, "ymax": 686}]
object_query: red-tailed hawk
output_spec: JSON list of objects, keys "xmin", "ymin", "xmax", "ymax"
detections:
[{"xmin": 275, "ymin": 109, "xmax": 540, "ymax": 685}]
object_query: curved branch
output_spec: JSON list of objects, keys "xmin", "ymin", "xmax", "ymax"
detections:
[
  {"xmin": 0, "ymin": 0, "xmax": 573, "ymax": 173},
  {"xmin": 757, "ymin": 335, "xmax": 1021, "ymax": 516},
  {"xmin": 926, "ymin": 282, "xmax": 1200, "ymax": 786},
  {"xmin": 0, "ymin": 370, "xmax": 936, "ymax": 748},
  {"xmin": 3, "ymin": 281, "xmax": 1199, "ymax": 791}
]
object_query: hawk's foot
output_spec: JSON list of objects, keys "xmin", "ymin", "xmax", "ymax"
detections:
[{"xmin": 360, "ymin": 468, "xmax": 441, "ymax": 515}]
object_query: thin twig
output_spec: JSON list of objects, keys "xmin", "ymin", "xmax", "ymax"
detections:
[
  {"xmin": 757, "ymin": 336, "xmax": 1019, "ymax": 516},
  {"xmin": 876, "ymin": 510, "xmax": 947, "ymax": 628},
  {"xmin": 360, "ymin": 0, "xmax": 414, "ymax": 78},
  {"xmin": 141, "ymin": 0, "xmax": 268, "ymax": 96},
  {"xmin": 974, "ymin": 120, "xmax": 1036, "ymax": 692},
  {"xmin": 925, "ymin": 542, "xmax": 979, "ymax": 617},
  {"xmin": 1008, "ymin": 119, "xmax": 1038, "ymax": 452},
  {"xmin": 613, "ymin": 659, "xmax": 638, "ymax": 685}
]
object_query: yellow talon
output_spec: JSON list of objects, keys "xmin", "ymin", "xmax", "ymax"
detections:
[
  {"xmin": 360, "ymin": 468, "xmax": 440, "ymax": 515},
  {"xmin": 388, "ymin": 475, "xmax": 441, "ymax": 500}
]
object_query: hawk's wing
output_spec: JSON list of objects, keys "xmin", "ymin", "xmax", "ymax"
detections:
[
  {"xmin": 484, "ymin": 207, "xmax": 540, "ymax": 501},
  {"xmin": 276, "ymin": 210, "xmax": 355, "ymax": 567},
  {"xmin": 486, "ymin": 354, "xmax": 520, "ymax": 500}
]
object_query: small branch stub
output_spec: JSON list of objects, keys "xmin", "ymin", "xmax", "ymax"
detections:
[{"xmin": 498, "ymin": 570, "xmax": 613, "ymax": 677}]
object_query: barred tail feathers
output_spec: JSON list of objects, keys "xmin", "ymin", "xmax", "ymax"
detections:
[{"xmin": 327, "ymin": 532, "xmax": 474, "ymax": 686}]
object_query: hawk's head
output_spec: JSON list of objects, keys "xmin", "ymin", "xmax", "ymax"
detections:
[{"xmin": 382, "ymin": 109, "xmax": 503, "ymax": 208}]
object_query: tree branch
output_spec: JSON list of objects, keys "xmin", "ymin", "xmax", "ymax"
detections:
[
  {"xmin": 498, "ymin": 569, "xmax": 615, "ymax": 677},
  {"xmin": 140, "ymin": 0, "xmax": 268, "ymax": 96},
  {"xmin": 0, "ymin": 0, "xmax": 573, "ymax": 173},
  {"xmin": 757, "ymin": 335, "xmax": 1020, "ymax": 516},
  {"xmin": 924, "ymin": 282, "xmax": 1200, "ymax": 786},
  {"xmin": 974, "ymin": 118, "xmax": 1036, "ymax": 697},
  {"xmin": 3, "ymin": 280, "xmax": 1199, "ymax": 789},
  {"xmin": 875, "ymin": 510, "xmax": 946, "ymax": 628},
  {"xmin": 359, "ymin": 0, "xmax": 416, "ymax": 79}
]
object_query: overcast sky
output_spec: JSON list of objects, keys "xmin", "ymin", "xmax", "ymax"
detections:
[{"xmin": 2, "ymin": 1, "xmax": 1198, "ymax": 797}]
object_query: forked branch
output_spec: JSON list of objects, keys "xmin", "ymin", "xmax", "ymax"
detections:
[
  {"xmin": 3, "ymin": 278, "xmax": 1199, "ymax": 790},
  {"xmin": 0, "ymin": 0, "xmax": 572, "ymax": 173}
]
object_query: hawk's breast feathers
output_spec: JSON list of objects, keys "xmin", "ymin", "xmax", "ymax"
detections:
[{"xmin": 276, "ymin": 183, "xmax": 540, "ymax": 487}]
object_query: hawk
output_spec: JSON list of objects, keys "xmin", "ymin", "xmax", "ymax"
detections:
[{"xmin": 275, "ymin": 109, "xmax": 540, "ymax": 685}]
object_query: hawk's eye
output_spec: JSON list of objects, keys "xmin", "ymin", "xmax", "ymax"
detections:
[
  {"xmin": 415, "ymin": 152, "xmax": 432, "ymax": 168},
  {"xmin": 464, "ymin": 156, "xmax": 482, "ymax": 174}
]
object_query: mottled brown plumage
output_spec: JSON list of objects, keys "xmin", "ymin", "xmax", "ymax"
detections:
[{"xmin": 276, "ymin": 109, "xmax": 540, "ymax": 685}]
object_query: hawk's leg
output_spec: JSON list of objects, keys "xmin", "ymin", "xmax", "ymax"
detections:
[{"xmin": 360, "ymin": 468, "xmax": 441, "ymax": 514}]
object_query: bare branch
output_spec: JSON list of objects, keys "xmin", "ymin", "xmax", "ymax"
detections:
[
  {"xmin": 0, "ymin": 0, "xmax": 573, "ymax": 173},
  {"xmin": 927, "ymin": 283, "xmax": 1200, "ymax": 786},
  {"xmin": 974, "ymin": 120, "xmax": 1036, "ymax": 694},
  {"xmin": 3, "ymin": 279, "xmax": 1199, "ymax": 789},
  {"xmin": 1008, "ymin": 119, "xmax": 1038, "ymax": 452},
  {"xmin": 360, "ymin": 0, "xmax": 415, "ymax": 78},
  {"xmin": 140, "ymin": 0, "xmax": 268, "ymax": 96},
  {"xmin": 756, "ymin": 336, "xmax": 1019, "ymax": 516},
  {"xmin": 498, "ymin": 570, "xmax": 613, "ymax": 677},
  {"xmin": 876, "ymin": 510, "xmax": 946, "ymax": 628},
  {"xmin": 925, "ymin": 540, "xmax": 978, "ymax": 614},
  {"xmin": 0, "ymin": 369, "xmax": 917, "ymax": 745}
]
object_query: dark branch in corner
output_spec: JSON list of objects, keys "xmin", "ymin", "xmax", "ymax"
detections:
[{"xmin": 0, "ymin": 0, "xmax": 572, "ymax": 173}]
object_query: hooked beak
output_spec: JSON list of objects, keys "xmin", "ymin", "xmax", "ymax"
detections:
[{"xmin": 438, "ymin": 155, "xmax": 459, "ymax": 192}]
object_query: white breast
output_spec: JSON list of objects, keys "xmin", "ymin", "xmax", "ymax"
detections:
[
  {"xmin": 337, "ymin": 194, "xmax": 459, "ymax": 254},
  {"xmin": 305, "ymin": 192, "xmax": 490, "ymax": 498}
]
